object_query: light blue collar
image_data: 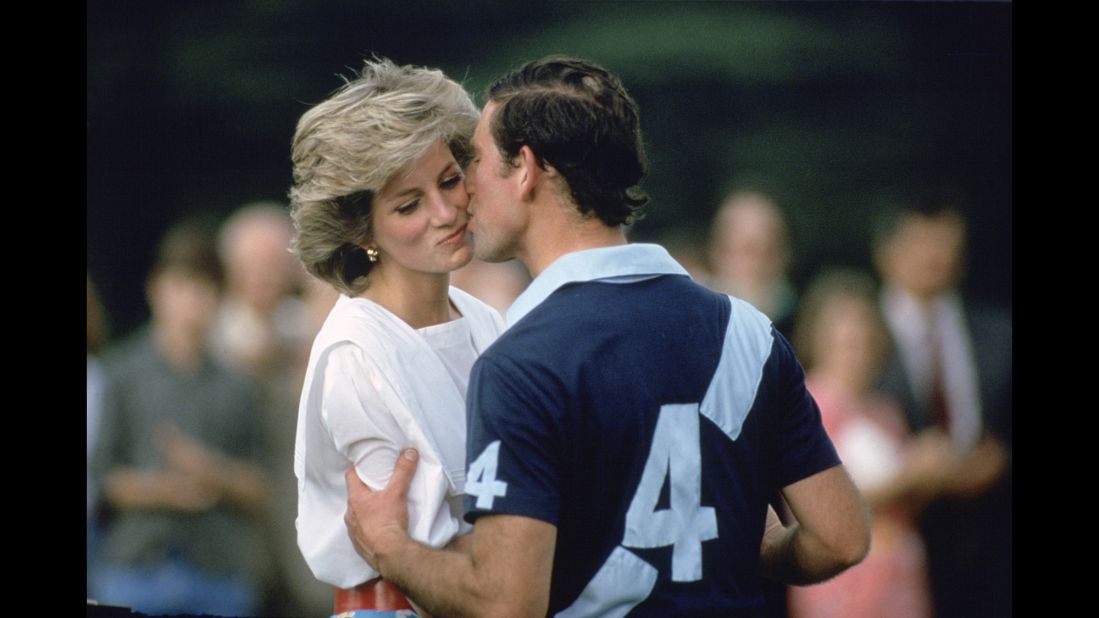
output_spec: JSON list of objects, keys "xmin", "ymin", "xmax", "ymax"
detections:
[{"xmin": 505, "ymin": 243, "xmax": 689, "ymax": 328}]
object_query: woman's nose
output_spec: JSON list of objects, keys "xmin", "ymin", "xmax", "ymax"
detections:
[{"xmin": 430, "ymin": 187, "xmax": 465, "ymax": 225}]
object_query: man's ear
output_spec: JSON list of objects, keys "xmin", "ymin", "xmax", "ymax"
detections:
[{"xmin": 517, "ymin": 145, "xmax": 552, "ymax": 200}]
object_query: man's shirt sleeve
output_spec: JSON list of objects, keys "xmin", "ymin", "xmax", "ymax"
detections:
[
  {"xmin": 463, "ymin": 352, "xmax": 564, "ymax": 526},
  {"xmin": 763, "ymin": 329, "xmax": 842, "ymax": 489}
]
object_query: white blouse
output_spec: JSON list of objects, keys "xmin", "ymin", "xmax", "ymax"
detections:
[{"xmin": 295, "ymin": 288, "xmax": 504, "ymax": 588}]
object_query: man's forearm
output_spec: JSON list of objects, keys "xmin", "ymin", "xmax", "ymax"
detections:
[
  {"xmin": 761, "ymin": 466, "xmax": 870, "ymax": 585},
  {"xmin": 445, "ymin": 530, "xmax": 475, "ymax": 554},
  {"xmin": 103, "ymin": 468, "xmax": 215, "ymax": 512},
  {"xmin": 104, "ymin": 469, "xmax": 170, "ymax": 510},
  {"xmin": 356, "ymin": 517, "xmax": 553, "ymax": 618},
  {"xmin": 760, "ymin": 520, "xmax": 862, "ymax": 585},
  {"xmin": 344, "ymin": 454, "xmax": 555, "ymax": 617},
  {"xmin": 374, "ymin": 531, "xmax": 499, "ymax": 618},
  {"xmin": 207, "ymin": 457, "xmax": 270, "ymax": 513}
]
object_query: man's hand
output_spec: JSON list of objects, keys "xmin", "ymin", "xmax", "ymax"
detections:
[
  {"xmin": 761, "ymin": 504, "xmax": 787, "ymax": 552},
  {"xmin": 344, "ymin": 448, "xmax": 419, "ymax": 572},
  {"xmin": 342, "ymin": 449, "xmax": 555, "ymax": 617},
  {"xmin": 944, "ymin": 434, "xmax": 1007, "ymax": 497},
  {"xmin": 155, "ymin": 422, "xmax": 269, "ymax": 513},
  {"xmin": 157, "ymin": 424, "xmax": 222, "ymax": 486},
  {"xmin": 103, "ymin": 424, "xmax": 227, "ymax": 513}
]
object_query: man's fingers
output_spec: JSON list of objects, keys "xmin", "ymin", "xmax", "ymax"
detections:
[
  {"xmin": 342, "ymin": 451, "xmax": 418, "ymax": 567},
  {"xmin": 388, "ymin": 448, "xmax": 419, "ymax": 499},
  {"xmin": 345, "ymin": 465, "xmax": 372, "ymax": 496},
  {"xmin": 344, "ymin": 448, "xmax": 419, "ymax": 498}
]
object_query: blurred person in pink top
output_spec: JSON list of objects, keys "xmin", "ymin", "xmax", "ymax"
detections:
[{"xmin": 788, "ymin": 269, "xmax": 952, "ymax": 618}]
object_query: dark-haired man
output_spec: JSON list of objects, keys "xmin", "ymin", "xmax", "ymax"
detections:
[
  {"xmin": 345, "ymin": 56, "xmax": 869, "ymax": 617},
  {"xmin": 90, "ymin": 218, "xmax": 270, "ymax": 616},
  {"xmin": 873, "ymin": 199, "xmax": 1011, "ymax": 618}
]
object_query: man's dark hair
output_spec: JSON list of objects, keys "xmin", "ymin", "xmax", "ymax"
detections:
[
  {"xmin": 870, "ymin": 187, "xmax": 968, "ymax": 250},
  {"xmin": 150, "ymin": 215, "xmax": 225, "ymax": 289},
  {"xmin": 485, "ymin": 55, "xmax": 648, "ymax": 226}
]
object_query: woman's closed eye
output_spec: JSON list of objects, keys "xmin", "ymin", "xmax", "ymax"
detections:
[
  {"xmin": 440, "ymin": 169, "xmax": 463, "ymax": 189},
  {"xmin": 396, "ymin": 198, "xmax": 420, "ymax": 215}
]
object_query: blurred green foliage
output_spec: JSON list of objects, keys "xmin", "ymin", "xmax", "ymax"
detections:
[{"xmin": 88, "ymin": 1, "xmax": 1010, "ymax": 336}]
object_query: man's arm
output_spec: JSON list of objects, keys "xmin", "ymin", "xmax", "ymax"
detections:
[
  {"xmin": 345, "ymin": 450, "xmax": 555, "ymax": 618},
  {"xmin": 103, "ymin": 468, "xmax": 220, "ymax": 512},
  {"xmin": 157, "ymin": 423, "xmax": 269, "ymax": 514},
  {"xmin": 100, "ymin": 425, "xmax": 269, "ymax": 515},
  {"xmin": 759, "ymin": 464, "xmax": 870, "ymax": 585},
  {"xmin": 943, "ymin": 433, "xmax": 1007, "ymax": 497}
]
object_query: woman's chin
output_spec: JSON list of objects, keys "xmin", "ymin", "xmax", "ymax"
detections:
[{"xmin": 448, "ymin": 245, "xmax": 475, "ymax": 272}]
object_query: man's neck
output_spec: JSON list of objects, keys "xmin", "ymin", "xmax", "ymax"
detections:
[
  {"xmin": 152, "ymin": 322, "xmax": 205, "ymax": 374},
  {"xmin": 520, "ymin": 207, "xmax": 627, "ymax": 278},
  {"xmin": 884, "ymin": 284, "xmax": 958, "ymax": 315}
]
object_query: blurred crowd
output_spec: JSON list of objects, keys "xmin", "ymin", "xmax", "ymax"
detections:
[{"xmin": 87, "ymin": 188, "xmax": 1009, "ymax": 617}]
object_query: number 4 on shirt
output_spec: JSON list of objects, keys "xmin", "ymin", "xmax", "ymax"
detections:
[
  {"xmin": 467, "ymin": 440, "xmax": 508, "ymax": 509},
  {"xmin": 468, "ymin": 405, "xmax": 717, "ymax": 582},
  {"xmin": 624, "ymin": 403, "xmax": 717, "ymax": 582}
]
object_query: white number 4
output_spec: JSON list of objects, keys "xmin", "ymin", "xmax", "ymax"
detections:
[
  {"xmin": 623, "ymin": 403, "xmax": 717, "ymax": 582},
  {"xmin": 467, "ymin": 440, "xmax": 508, "ymax": 509}
]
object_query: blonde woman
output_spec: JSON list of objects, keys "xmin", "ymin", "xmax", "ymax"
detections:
[{"xmin": 289, "ymin": 58, "xmax": 504, "ymax": 616}]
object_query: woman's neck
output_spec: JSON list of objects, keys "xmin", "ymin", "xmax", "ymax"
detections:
[
  {"xmin": 357, "ymin": 269, "xmax": 457, "ymax": 330},
  {"xmin": 811, "ymin": 361, "xmax": 872, "ymax": 398}
]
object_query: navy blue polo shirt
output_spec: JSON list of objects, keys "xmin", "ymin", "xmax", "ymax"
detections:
[{"xmin": 463, "ymin": 244, "xmax": 840, "ymax": 617}]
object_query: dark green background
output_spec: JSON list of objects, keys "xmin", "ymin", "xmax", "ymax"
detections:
[{"xmin": 87, "ymin": 1, "xmax": 1011, "ymax": 336}]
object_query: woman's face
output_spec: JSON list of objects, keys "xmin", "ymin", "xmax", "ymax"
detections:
[
  {"xmin": 367, "ymin": 139, "xmax": 473, "ymax": 280},
  {"xmin": 813, "ymin": 295, "xmax": 883, "ymax": 382}
]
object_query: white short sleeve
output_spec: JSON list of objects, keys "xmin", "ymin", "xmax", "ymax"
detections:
[{"xmin": 297, "ymin": 342, "xmax": 462, "ymax": 588}]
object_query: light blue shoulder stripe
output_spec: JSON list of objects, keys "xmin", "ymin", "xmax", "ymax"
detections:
[
  {"xmin": 554, "ymin": 545, "xmax": 659, "ymax": 618},
  {"xmin": 700, "ymin": 296, "xmax": 775, "ymax": 442}
]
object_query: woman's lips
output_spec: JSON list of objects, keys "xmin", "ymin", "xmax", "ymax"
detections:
[{"xmin": 438, "ymin": 224, "xmax": 468, "ymax": 246}]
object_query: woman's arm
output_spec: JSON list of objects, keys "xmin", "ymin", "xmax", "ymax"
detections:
[{"xmin": 322, "ymin": 343, "xmax": 463, "ymax": 545}]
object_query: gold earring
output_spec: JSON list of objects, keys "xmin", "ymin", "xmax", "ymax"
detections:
[{"xmin": 366, "ymin": 246, "xmax": 379, "ymax": 263}]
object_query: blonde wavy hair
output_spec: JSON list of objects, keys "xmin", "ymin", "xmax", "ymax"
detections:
[{"xmin": 288, "ymin": 58, "xmax": 479, "ymax": 295}]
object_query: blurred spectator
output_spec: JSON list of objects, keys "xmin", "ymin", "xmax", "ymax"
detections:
[
  {"xmin": 212, "ymin": 202, "xmax": 332, "ymax": 616},
  {"xmin": 657, "ymin": 227, "xmax": 712, "ymax": 283},
  {"xmin": 87, "ymin": 274, "xmax": 109, "ymax": 593},
  {"xmin": 788, "ymin": 269, "xmax": 945, "ymax": 618},
  {"xmin": 300, "ymin": 270, "xmax": 341, "ymax": 341},
  {"xmin": 872, "ymin": 196, "xmax": 1011, "ymax": 618},
  {"xmin": 707, "ymin": 190, "xmax": 797, "ymax": 336},
  {"xmin": 450, "ymin": 258, "xmax": 530, "ymax": 314},
  {"xmin": 210, "ymin": 201, "xmax": 308, "ymax": 378},
  {"xmin": 89, "ymin": 217, "xmax": 269, "ymax": 616},
  {"xmin": 256, "ymin": 274, "xmax": 337, "ymax": 617}
]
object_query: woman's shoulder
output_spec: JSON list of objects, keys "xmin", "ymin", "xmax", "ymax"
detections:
[
  {"xmin": 310, "ymin": 295, "xmax": 403, "ymax": 354},
  {"xmin": 449, "ymin": 286, "xmax": 506, "ymax": 333}
]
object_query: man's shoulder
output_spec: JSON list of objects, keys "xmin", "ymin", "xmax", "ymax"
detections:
[
  {"xmin": 100, "ymin": 328, "xmax": 160, "ymax": 380},
  {"xmin": 964, "ymin": 299, "xmax": 1011, "ymax": 338},
  {"xmin": 488, "ymin": 275, "xmax": 772, "ymax": 359}
]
